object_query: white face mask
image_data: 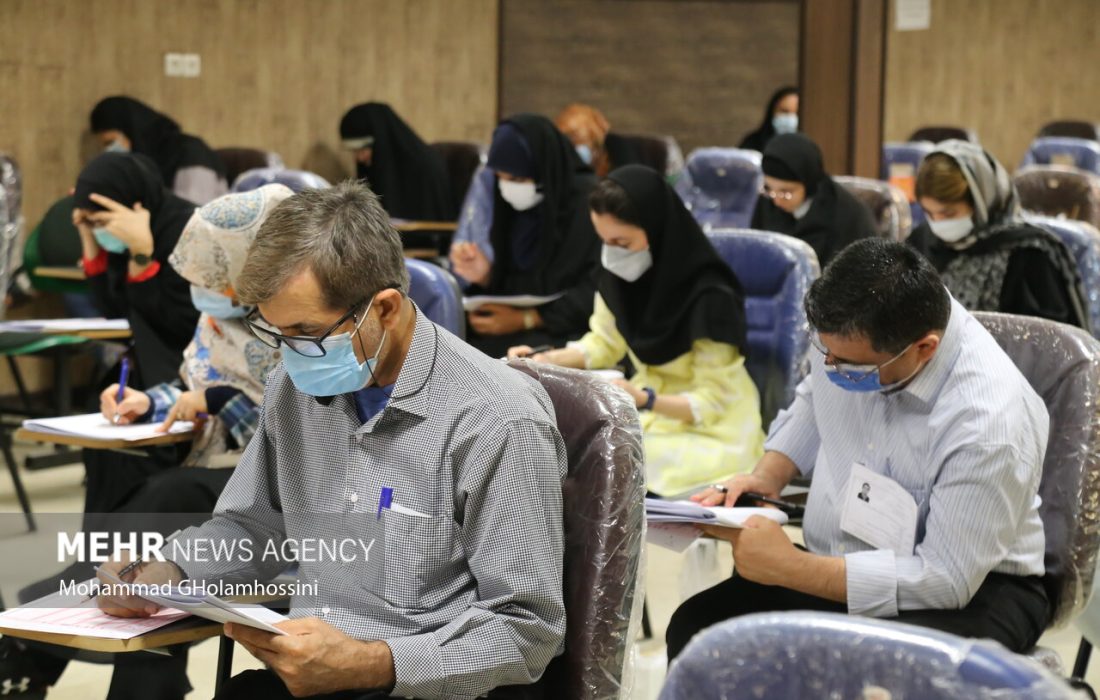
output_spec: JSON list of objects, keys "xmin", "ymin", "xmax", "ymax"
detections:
[
  {"xmin": 928, "ymin": 215, "xmax": 974, "ymax": 243},
  {"xmin": 792, "ymin": 197, "xmax": 813, "ymax": 220},
  {"xmin": 601, "ymin": 244, "xmax": 653, "ymax": 282},
  {"xmin": 499, "ymin": 180, "xmax": 544, "ymax": 211},
  {"xmin": 772, "ymin": 113, "xmax": 798, "ymax": 135}
]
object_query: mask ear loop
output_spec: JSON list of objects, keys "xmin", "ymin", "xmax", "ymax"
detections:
[{"xmin": 352, "ymin": 295, "xmax": 387, "ymax": 387}]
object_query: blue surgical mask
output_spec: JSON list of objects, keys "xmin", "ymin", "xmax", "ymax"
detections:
[
  {"xmin": 190, "ymin": 286, "xmax": 249, "ymax": 319},
  {"xmin": 575, "ymin": 144, "xmax": 593, "ymax": 165},
  {"xmin": 104, "ymin": 139, "xmax": 130, "ymax": 153},
  {"xmin": 93, "ymin": 227, "xmax": 129, "ymax": 254},
  {"xmin": 281, "ymin": 298, "xmax": 387, "ymax": 397},
  {"xmin": 772, "ymin": 113, "xmax": 799, "ymax": 134},
  {"xmin": 823, "ymin": 343, "xmax": 919, "ymax": 394}
]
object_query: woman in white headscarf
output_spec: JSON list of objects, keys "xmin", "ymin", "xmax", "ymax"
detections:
[{"xmin": 908, "ymin": 140, "xmax": 1087, "ymax": 330}]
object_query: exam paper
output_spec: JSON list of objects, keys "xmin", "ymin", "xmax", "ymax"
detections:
[
  {"xmin": 463, "ymin": 293, "xmax": 564, "ymax": 312},
  {"xmin": 23, "ymin": 413, "xmax": 194, "ymax": 442},
  {"xmin": 0, "ymin": 318, "xmax": 130, "ymax": 332},
  {"xmin": 645, "ymin": 498, "xmax": 789, "ymax": 528},
  {"xmin": 0, "ymin": 586, "xmax": 187, "ymax": 640}
]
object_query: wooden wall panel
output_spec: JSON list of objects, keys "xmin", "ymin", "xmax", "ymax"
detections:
[
  {"xmin": 885, "ymin": 0, "xmax": 1100, "ymax": 169},
  {"xmin": 500, "ymin": 0, "xmax": 800, "ymax": 155}
]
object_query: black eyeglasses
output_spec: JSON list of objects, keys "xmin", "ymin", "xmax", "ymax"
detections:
[{"xmin": 245, "ymin": 300, "xmax": 368, "ymax": 357}]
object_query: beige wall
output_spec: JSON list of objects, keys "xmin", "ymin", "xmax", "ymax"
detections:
[
  {"xmin": 0, "ymin": 0, "xmax": 499, "ymax": 395},
  {"xmin": 885, "ymin": 0, "xmax": 1100, "ymax": 169}
]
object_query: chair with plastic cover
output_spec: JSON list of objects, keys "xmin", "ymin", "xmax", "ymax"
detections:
[
  {"xmin": 1016, "ymin": 165, "xmax": 1100, "ymax": 231},
  {"xmin": 1025, "ymin": 215, "xmax": 1100, "ymax": 338},
  {"xmin": 1040, "ymin": 121, "xmax": 1100, "ymax": 141},
  {"xmin": 835, "ymin": 175, "xmax": 913, "ymax": 240},
  {"xmin": 405, "ymin": 258, "xmax": 465, "ymax": 339},
  {"xmin": 449, "ymin": 164, "xmax": 496, "ymax": 284},
  {"xmin": 215, "ymin": 147, "xmax": 284, "ymax": 184},
  {"xmin": 909, "ymin": 125, "xmax": 979, "ymax": 143},
  {"xmin": 232, "ymin": 167, "xmax": 330, "ymax": 193},
  {"xmin": 1021, "ymin": 137, "xmax": 1100, "ymax": 176},
  {"xmin": 611, "ymin": 133, "xmax": 686, "ymax": 182},
  {"xmin": 675, "ymin": 148, "xmax": 763, "ymax": 230},
  {"xmin": 661, "ymin": 611, "xmax": 1080, "ymax": 699},
  {"xmin": 430, "ymin": 141, "xmax": 485, "ymax": 215},
  {"xmin": 882, "ymin": 141, "xmax": 935, "ymax": 227},
  {"xmin": 975, "ymin": 312, "xmax": 1100, "ymax": 667},
  {"xmin": 704, "ymin": 229, "xmax": 820, "ymax": 428},
  {"xmin": 505, "ymin": 360, "xmax": 645, "ymax": 700}
]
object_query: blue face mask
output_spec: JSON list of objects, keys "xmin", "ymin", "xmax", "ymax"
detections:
[
  {"xmin": 93, "ymin": 227, "xmax": 129, "ymax": 254},
  {"xmin": 575, "ymin": 144, "xmax": 593, "ymax": 165},
  {"xmin": 772, "ymin": 113, "xmax": 799, "ymax": 135},
  {"xmin": 190, "ymin": 286, "xmax": 249, "ymax": 319},
  {"xmin": 281, "ymin": 298, "xmax": 386, "ymax": 397},
  {"xmin": 823, "ymin": 342, "xmax": 922, "ymax": 394}
]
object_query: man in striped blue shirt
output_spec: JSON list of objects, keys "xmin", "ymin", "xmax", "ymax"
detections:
[{"xmin": 668, "ymin": 238, "xmax": 1050, "ymax": 658}]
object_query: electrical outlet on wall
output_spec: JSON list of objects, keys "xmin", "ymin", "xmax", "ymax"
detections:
[{"xmin": 164, "ymin": 52, "xmax": 201, "ymax": 78}]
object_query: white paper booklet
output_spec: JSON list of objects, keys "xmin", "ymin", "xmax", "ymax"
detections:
[
  {"xmin": 22, "ymin": 413, "xmax": 194, "ymax": 442},
  {"xmin": 463, "ymin": 293, "xmax": 564, "ymax": 311},
  {"xmin": 0, "ymin": 318, "xmax": 130, "ymax": 332}
]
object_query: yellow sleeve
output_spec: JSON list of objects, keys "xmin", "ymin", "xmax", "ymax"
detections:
[
  {"xmin": 679, "ymin": 339, "xmax": 748, "ymax": 426},
  {"xmin": 569, "ymin": 293, "xmax": 628, "ymax": 369}
]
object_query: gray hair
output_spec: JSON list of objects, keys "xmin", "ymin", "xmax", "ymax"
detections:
[{"xmin": 236, "ymin": 180, "xmax": 409, "ymax": 309}]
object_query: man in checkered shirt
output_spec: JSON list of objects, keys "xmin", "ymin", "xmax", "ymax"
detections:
[{"xmin": 98, "ymin": 181, "xmax": 568, "ymax": 699}]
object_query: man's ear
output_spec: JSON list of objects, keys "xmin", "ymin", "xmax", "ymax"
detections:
[
  {"xmin": 376, "ymin": 289, "xmax": 405, "ymax": 329},
  {"xmin": 915, "ymin": 332, "xmax": 941, "ymax": 362}
]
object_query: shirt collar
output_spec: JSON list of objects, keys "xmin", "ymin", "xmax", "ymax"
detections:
[{"xmin": 895, "ymin": 295, "xmax": 965, "ymax": 410}]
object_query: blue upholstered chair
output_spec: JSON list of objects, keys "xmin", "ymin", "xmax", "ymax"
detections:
[
  {"xmin": 675, "ymin": 148, "xmax": 763, "ymax": 231},
  {"xmin": 450, "ymin": 164, "xmax": 496, "ymax": 274},
  {"xmin": 704, "ymin": 229, "xmax": 820, "ymax": 428},
  {"xmin": 405, "ymin": 259, "xmax": 465, "ymax": 338},
  {"xmin": 1024, "ymin": 215, "xmax": 1100, "ymax": 337},
  {"xmin": 232, "ymin": 167, "xmax": 330, "ymax": 193},
  {"xmin": 1021, "ymin": 137, "xmax": 1100, "ymax": 176},
  {"xmin": 661, "ymin": 612, "xmax": 1077, "ymax": 699},
  {"xmin": 834, "ymin": 175, "xmax": 913, "ymax": 241},
  {"xmin": 882, "ymin": 140, "xmax": 935, "ymax": 227}
]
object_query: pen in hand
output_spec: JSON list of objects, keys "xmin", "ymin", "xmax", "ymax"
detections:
[
  {"xmin": 113, "ymin": 357, "xmax": 131, "ymax": 425},
  {"xmin": 521, "ymin": 345, "xmax": 553, "ymax": 358}
]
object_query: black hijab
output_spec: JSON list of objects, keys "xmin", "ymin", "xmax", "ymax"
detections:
[
  {"xmin": 738, "ymin": 86, "xmax": 798, "ymax": 152},
  {"xmin": 599, "ymin": 166, "xmax": 747, "ymax": 366},
  {"xmin": 90, "ymin": 96, "xmax": 225, "ymax": 187},
  {"xmin": 751, "ymin": 133, "xmax": 876, "ymax": 266},
  {"xmin": 338, "ymin": 102, "xmax": 454, "ymax": 221}
]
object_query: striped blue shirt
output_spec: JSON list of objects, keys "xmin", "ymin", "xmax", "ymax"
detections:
[{"xmin": 766, "ymin": 298, "xmax": 1048, "ymax": 617}]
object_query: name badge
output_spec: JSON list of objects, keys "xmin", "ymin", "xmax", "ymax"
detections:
[{"xmin": 839, "ymin": 463, "xmax": 918, "ymax": 554}]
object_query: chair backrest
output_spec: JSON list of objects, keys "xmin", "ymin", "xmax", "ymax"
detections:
[
  {"xmin": 1024, "ymin": 214, "xmax": 1100, "ymax": 337},
  {"xmin": 1021, "ymin": 137, "xmax": 1100, "ymax": 175},
  {"xmin": 1039, "ymin": 120, "xmax": 1100, "ymax": 141},
  {"xmin": 0, "ymin": 154, "xmax": 22, "ymax": 318},
  {"xmin": 975, "ymin": 311, "xmax": 1100, "ymax": 626},
  {"xmin": 704, "ymin": 229, "xmax": 820, "ymax": 428},
  {"xmin": 430, "ymin": 141, "xmax": 485, "ymax": 214},
  {"xmin": 405, "ymin": 259, "xmax": 465, "ymax": 338},
  {"xmin": 23, "ymin": 195, "xmax": 86, "ymax": 294},
  {"xmin": 611, "ymin": 132, "xmax": 685, "ymax": 181},
  {"xmin": 232, "ymin": 167, "xmax": 330, "ymax": 193},
  {"xmin": 1015, "ymin": 165, "xmax": 1100, "ymax": 231},
  {"xmin": 909, "ymin": 125, "xmax": 979, "ymax": 143},
  {"xmin": 881, "ymin": 141, "xmax": 934, "ymax": 228},
  {"xmin": 506, "ymin": 361, "xmax": 645, "ymax": 700},
  {"xmin": 451, "ymin": 164, "xmax": 496, "ymax": 267},
  {"xmin": 675, "ymin": 148, "xmax": 763, "ymax": 230},
  {"xmin": 661, "ymin": 612, "xmax": 1074, "ymax": 699},
  {"xmin": 216, "ymin": 147, "xmax": 284, "ymax": 184},
  {"xmin": 834, "ymin": 175, "xmax": 913, "ymax": 240}
]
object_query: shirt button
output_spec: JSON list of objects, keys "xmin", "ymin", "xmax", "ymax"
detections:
[
  {"xmin": 838, "ymin": 544, "xmax": 846, "ymax": 554},
  {"xmin": 349, "ymin": 493, "xmax": 358, "ymax": 503},
  {"xmin": 322, "ymin": 607, "xmax": 330, "ymax": 616},
  {"xmin": 867, "ymin": 443, "xmax": 874, "ymax": 450}
]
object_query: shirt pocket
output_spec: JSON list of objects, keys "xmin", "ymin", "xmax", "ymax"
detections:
[{"xmin": 382, "ymin": 508, "xmax": 454, "ymax": 611}]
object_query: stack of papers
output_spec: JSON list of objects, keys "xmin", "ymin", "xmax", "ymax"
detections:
[
  {"xmin": 645, "ymin": 498, "xmax": 789, "ymax": 552},
  {"xmin": 0, "ymin": 318, "xmax": 129, "ymax": 332},
  {"xmin": 463, "ymin": 293, "xmax": 564, "ymax": 312},
  {"xmin": 23, "ymin": 413, "xmax": 194, "ymax": 442}
]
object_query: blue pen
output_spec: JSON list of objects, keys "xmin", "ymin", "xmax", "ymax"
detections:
[
  {"xmin": 377, "ymin": 487, "xmax": 393, "ymax": 520},
  {"xmin": 113, "ymin": 358, "xmax": 131, "ymax": 425}
]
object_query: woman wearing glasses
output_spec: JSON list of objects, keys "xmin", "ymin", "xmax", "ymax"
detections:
[{"xmin": 750, "ymin": 133, "xmax": 876, "ymax": 266}]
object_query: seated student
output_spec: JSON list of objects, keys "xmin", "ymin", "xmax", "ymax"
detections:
[
  {"xmin": 509, "ymin": 165, "xmax": 764, "ymax": 496},
  {"xmin": 554, "ymin": 103, "xmax": 642, "ymax": 178},
  {"xmin": 738, "ymin": 86, "xmax": 799, "ymax": 152},
  {"xmin": 338, "ymin": 102, "xmax": 455, "ymax": 222},
  {"xmin": 449, "ymin": 114, "xmax": 600, "ymax": 357},
  {"xmin": 750, "ymin": 133, "xmax": 876, "ymax": 267},
  {"xmin": 91, "ymin": 96, "xmax": 228, "ymax": 204},
  {"xmin": 0, "ymin": 186, "xmax": 292, "ymax": 700},
  {"xmin": 666, "ymin": 239, "xmax": 1050, "ymax": 660},
  {"xmin": 907, "ymin": 141, "xmax": 1087, "ymax": 329},
  {"xmin": 97, "ymin": 181, "xmax": 568, "ymax": 700}
]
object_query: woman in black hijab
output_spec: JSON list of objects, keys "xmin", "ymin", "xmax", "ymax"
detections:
[
  {"xmin": 90, "ymin": 96, "xmax": 227, "ymax": 204},
  {"xmin": 508, "ymin": 165, "xmax": 764, "ymax": 496},
  {"xmin": 339, "ymin": 102, "xmax": 454, "ymax": 221},
  {"xmin": 750, "ymin": 133, "xmax": 876, "ymax": 266},
  {"xmin": 450, "ymin": 114, "xmax": 601, "ymax": 357},
  {"xmin": 738, "ymin": 86, "xmax": 799, "ymax": 152},
  {"xmin": 73, "ymin": 152, "xmax": 200, "ymax": 388}
]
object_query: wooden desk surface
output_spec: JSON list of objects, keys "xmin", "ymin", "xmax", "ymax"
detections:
[
  {"xmin": 15, "ymin": 427, "xmax": 194, "ymax": 450},
  {"xmin": 49, "ymin": 328, "xmax": 132, "ymax": 341},
  {"xmin": 393, "ymin": 220, "xmax": 457, "ymax": 233},
  {"xmin": 0, "ymin": 615, "xmax": 222, "ymax": 653},
  {"xmin": 34, "ymin": 266, "xmax": 86, "ymax": 281}
]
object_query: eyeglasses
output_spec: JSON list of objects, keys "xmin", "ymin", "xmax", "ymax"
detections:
[
  {"xmin": 810, "ymin": 334, "xmax": 913, "ymax": 384},
  {"xmin": 760, "ymin": 186, "xmax": 798, "ymax": 202},
  {"xmin": 245, "ymin": 300, "xmax": 369, "ymax": 357}
]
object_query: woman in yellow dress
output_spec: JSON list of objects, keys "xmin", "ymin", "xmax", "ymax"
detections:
[{"xmin": 509, "ymin": 165, "xmax": 764, "ymax": 496}]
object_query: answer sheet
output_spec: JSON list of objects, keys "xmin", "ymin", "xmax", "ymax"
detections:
[{"xmin": 23, "ymin": 413, "xmax": 194, "ymax": 442}]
